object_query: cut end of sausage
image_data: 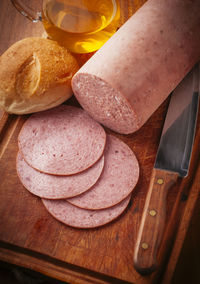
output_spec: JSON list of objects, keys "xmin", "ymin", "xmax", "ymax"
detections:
[{"xmin": 72, "ymin": 73, "xmax": 140, "ymax": 134}]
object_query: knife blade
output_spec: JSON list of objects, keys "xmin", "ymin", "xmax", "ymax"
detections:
[{"xmin": 133, "ymin": 63, "xmax": 200, "ymax": 275}]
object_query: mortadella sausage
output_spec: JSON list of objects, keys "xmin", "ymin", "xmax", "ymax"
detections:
[
  {"xmin": 16, "ymin": 152, "xmax": 104, "ymax": 199},
  {"xmin": 72, "ymin": 0, "xmax": 200, "ymax": 134},
  {"xmin": 68, "ymin": 134, "xmax": 139, "ymax": 210},
  {"xmin": 42, "ymin": 195, "xmax": 131, "ymax": 229},
  {"xmin": 18, "ymin": 105, "xmax": 106, "ymax": 175}
]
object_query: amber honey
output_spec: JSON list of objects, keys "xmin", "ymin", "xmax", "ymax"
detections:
[{"xmin": 42, "ymin": 0, "xmax": 120, "ymax": 53}]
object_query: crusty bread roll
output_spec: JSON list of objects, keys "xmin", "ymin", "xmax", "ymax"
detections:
[{"xmin": 0, "ymin": 37, "xmax": 79, "ymax": 114}]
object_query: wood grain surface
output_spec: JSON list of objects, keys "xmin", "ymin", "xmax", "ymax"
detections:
[
  {"xmin": 134, "ymin": 169, "xmax": 179, "ymax": 275},
  {"xmin": 0, "ymin": 1, "xmax": 200, "ymax": 284}
]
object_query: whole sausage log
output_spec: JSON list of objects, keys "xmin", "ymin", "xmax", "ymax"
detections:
[{"xmin": 72, "ymin": 0, "xmax": 200, "ymax": 134}]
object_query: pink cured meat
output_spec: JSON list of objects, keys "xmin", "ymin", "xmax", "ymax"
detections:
[
  {"xmin": 72, "ymin": 0, "xmax": 200, "ymax": 134},
  {"xmin": 68, "ymin": 134, "xmax": 139, "ymax": 210},
  {"xmin": 18, "ymin": 105, "xmax": 106, "ymax": 175},
  {"xmin": 42, "ymin": 195, "xmax": 131, "ymax": 228},
  {"xmin": 16, "ymin": 152, "xmax": 104, "ymax": 199}
]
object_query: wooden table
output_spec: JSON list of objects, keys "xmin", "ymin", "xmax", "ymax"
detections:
[{"xmin": 0, "ymin": 1, "xmax": 200, "ymax": 283}]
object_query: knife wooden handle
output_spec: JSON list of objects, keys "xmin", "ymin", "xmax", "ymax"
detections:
[{"xmin": 133, "ymin": 168, "xmax": 178, "ymax": 275}]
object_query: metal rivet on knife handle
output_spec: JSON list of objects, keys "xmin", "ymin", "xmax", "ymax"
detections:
[
  {"xmin": 157, "ymin": 178, "xmax": 164, "ymax": 185},
  {"xmin": 141, "ymin": 243, "xmax": 149, "ymax": 250},
  {"xmin": 149, "ymin": 209, "xmax": 157, "ymax": 216}
]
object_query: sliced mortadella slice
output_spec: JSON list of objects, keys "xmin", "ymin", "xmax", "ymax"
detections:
[
  {"xmin": 42, "ymin": 194, "xmax": 131, "ymax": 229},
  {"xmin": 16, "ymin": 152, "xmax": 104, "ymax": 199},
  {"xmin": 18, "ymin": 105, "xmax": 106, "ymax": 175},
  {"xmin": 67, "ymin": 134, "xmax": 139, "ymax": 210},
  {"xmin": 72, "ymin": 0, "xmax": 200, "ymax": 134}
]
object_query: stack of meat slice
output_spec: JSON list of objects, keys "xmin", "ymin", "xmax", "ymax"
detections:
[{"xmin": 17, "ymin": 105, "xmax": 139, "ymax": 228}]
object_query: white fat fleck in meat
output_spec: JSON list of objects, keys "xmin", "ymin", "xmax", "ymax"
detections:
[{"xmin": 114, "ymin": 96, "xmax": 120, "ymax": 104}]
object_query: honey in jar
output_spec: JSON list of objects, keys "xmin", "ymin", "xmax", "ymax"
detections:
[{"xmin": 42, "ymin": 0, "xmax": 120, "ymax": 53}]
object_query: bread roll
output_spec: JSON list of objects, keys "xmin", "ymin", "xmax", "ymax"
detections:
[{"xmin": 0, "ymin": 37, "xmax": 79, "ymax": 114}]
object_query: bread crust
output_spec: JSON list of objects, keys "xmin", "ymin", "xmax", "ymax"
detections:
[{"xmin": 0, "ymin": 37, "xmax": 79, "ymax": 114}]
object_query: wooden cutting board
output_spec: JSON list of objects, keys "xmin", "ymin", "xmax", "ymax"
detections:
[
  {"xmin": 0, "ymin": 1, "xmax": 200, "ymax": 283},
  {"xmin": 1, "ymin": 96, "xmax": 200, "ymax": 284}
]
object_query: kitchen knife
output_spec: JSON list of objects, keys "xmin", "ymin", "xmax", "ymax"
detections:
[{"xmin": 133, "ymin": 63, "xmax": 200, "ymax": 275}]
